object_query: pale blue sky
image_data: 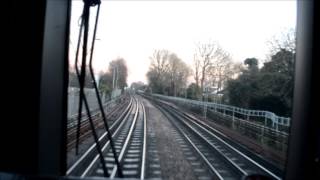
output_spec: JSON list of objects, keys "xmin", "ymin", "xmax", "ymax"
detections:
[{"xmin": 69, "ymin": 0, "xmax": 297, "ymax": 85}]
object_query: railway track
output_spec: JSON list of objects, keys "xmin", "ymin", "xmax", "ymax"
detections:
[
  {"xmin": 154, "ymin": 95, "xmax": 285, "ymax": 177},
  {"xmin": 67, "ymin": 98, "xmax": 129, "ymax": 150},
  {"xmin": 67, "ymin": 96, "xmax": 127, "ymax": 129},
  {"xmin": 66, "ymin": 97, "xmax": 133, "ymax": 176},
  {"xmin": 67, "ymin": 95, "xmax": 147, "ymax": 179},
  {"xmin": 154, "ymin": 99, "xmax": 282, "ymax": 180},
  {"xmin": 67, "ymin": 93, "xmax": 282, "ymax": 179}
]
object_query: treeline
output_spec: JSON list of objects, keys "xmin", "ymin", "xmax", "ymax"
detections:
[
  {"xmin": 224, "ymin": 49, "xmax": 295, "ymax": 117},
  {"xmin": 98, "ymin": 58, "xmax": 128, "ymax": 97},
  {"xmin": 146, "ymin": 42, "xmax": 242, "ymax": 100},
  {"xmin": 224, "ymin": 30, "xmax": 295, "ymax": 116},
  {"xmin": 69, "ymin": 57, "xmax": 128, "ymax": 99},
  {"xmin": 146, "ymin": 30, "xmax": 295, "ymax": 117},
  {"xmin": 69, "ymin": 66, "xmax": 94, "ymax": 88},
  {"xmin": 188, "ymin": 41, "xmax": 242, "ymax": 100},
  {"xmin": 146, "ymin": 50, "xmax": 192, "ymax": 97}
]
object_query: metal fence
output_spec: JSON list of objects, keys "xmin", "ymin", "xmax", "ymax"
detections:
[
  {"xmin": 151, "ymin": 93, "xmax": 291, "ymax": 135},
  {"xmin": 144, "ymin": 92, "xmax": 291, "ymax": 152}
]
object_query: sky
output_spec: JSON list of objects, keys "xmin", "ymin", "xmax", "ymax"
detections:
[{"xmin": 69, "ymin": 0, "xmax": 297, "ymax": 85}]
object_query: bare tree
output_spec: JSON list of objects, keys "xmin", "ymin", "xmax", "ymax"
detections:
[
  {"xmin": 267, "ymin": 28, "xmax": 296, "ymax": 55},
  {"xmin": 208, "ymin": 58, "xmax": 243, "ymax": 92},
  {"xmin": 149, "ymin": 49, "xmax": 170, "ymax": 77},
  {"xmin": 194, "ymin": 41, "xmax": 231, "ymax": 97},
  {"xmin": 147, "ymin": 50, "xmax": 191, "ymax": 96},
  {"xmin": 193, "ymin": 54, "xmax": 200, "ymax": 87},
  {"xmin": 147, "ymin": 49, "xmax": 170, "ymax": 93},
  {"xmin": 108, "ymin": 58, "xmax": 128, "ymax": 91},
  {"xmin": 196, "ymin": 41, "xmax": 215, "ymax": 95},
  {"xmin": 166, "ymin": 53, "xmax": 191, "ymax": 96},
  {"xmin": 192, "ymin": 54, "xmax": 202, "ymax": 99}
]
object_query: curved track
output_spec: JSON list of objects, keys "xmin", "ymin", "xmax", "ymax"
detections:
[
  {"xmin": 156, "ymin": 99, "xmax": 282, "ymax": 180},
  {"xmin": 68, "ymin": 95, "xmax": 147, "ymax": 179},
  {"xmin": 66, "ymin": 97, "xmax": 133, "ymax": 176}
]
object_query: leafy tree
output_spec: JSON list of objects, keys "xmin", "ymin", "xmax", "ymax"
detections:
[
  {"xmin": 98, "ymin": 58, "xmax": 128, "ymax": 98},
  {"xmin": 109, "ymin": 58, "xmax": 128, "ymax": 91},
  {"xmin": 224, "ymin": 49, "xmax": 295, "ymax": 116},
  {"xmin": 69, "ymin": 66, "xmax": 94, "ymax": 88},
  {"xmin": 225, "ymin": 71, "xmax": 258, "ymax": 108},
  {"xmin": 166, "ymin": 53, "xmax": 191, "ymax": 96},
  {"xmin": 224, "ymin": 28, "xmax": 296, "ymax": 117},
  {"xmin": 258, "ymin": 49, "xmax": 295, "ymax": 115},
  {"xmin": 187, "ymin": 83, "xmax": 201, "ymax": 100},
  {"xmin": 261, "ymin": 49, "xmax": 295, "ymax": 76},
  {"xmin": 146, "ymin": 69, "xmax": 163, "ymax": 94},
  {"xmin": 146, "ymin": 50, "xmax": 170, "ymax": 94},
  {"xmin": 99, "ymin": 72, "xmax": 113, "ymax": 95},
  {"xmin": 244, "ymin": 58, "xmax": 259, "ymax": 74}
]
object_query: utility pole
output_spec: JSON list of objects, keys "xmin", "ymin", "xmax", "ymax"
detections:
[
  {"xmin": 203, "ymin": 86, "xmax": 208, "ymax": 120},
  {"xmin": 115, "ymin": 65, "xmax": 118, "ymax": 89},
  {"xmin": 111, "ymin": 65, "xmax": 119, "ymax": 100},
  {"xmin": 111, "ymin": 64, "xmax": 119, "ymax": 89},
  {"xmin": 112, "ymin": 66, "xmax": 115, "ymax": 89},
  {"xmin": 185, "ymin": 88, "xmax": 187, "ymax": 99}
]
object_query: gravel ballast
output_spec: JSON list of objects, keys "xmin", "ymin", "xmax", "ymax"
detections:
[{"xmin": 143, "ymin": 98, "xmax": 198, "ymax": 180}]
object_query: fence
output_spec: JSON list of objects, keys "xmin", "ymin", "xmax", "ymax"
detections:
[
  {"xmin": 151, "ymin": 93, "xmax": 290, "ymax": 133},
  {"xmin": 149, "ymin": 93, "xmax": 291, "ymax": 152},
  {"xmin": 68, "ymin": 87, "xmax": 121, "ymax": 118}
]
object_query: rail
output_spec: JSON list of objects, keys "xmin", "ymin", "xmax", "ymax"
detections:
[
  {"xmin": 67, "ymin": 95, "xmax": 125, "ymax": 129},
  {"xmin": 156, "ymin": 99, "xmax": 282, "ymax": 179},
  {"xmin": 150, "ymin": 93, "xmax": 290, "ymax": 133}
]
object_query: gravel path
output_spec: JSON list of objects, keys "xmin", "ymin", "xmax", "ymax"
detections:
[{"xmin": 142, "ymin": 98, "xmax": 198, "ymax": 180}]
